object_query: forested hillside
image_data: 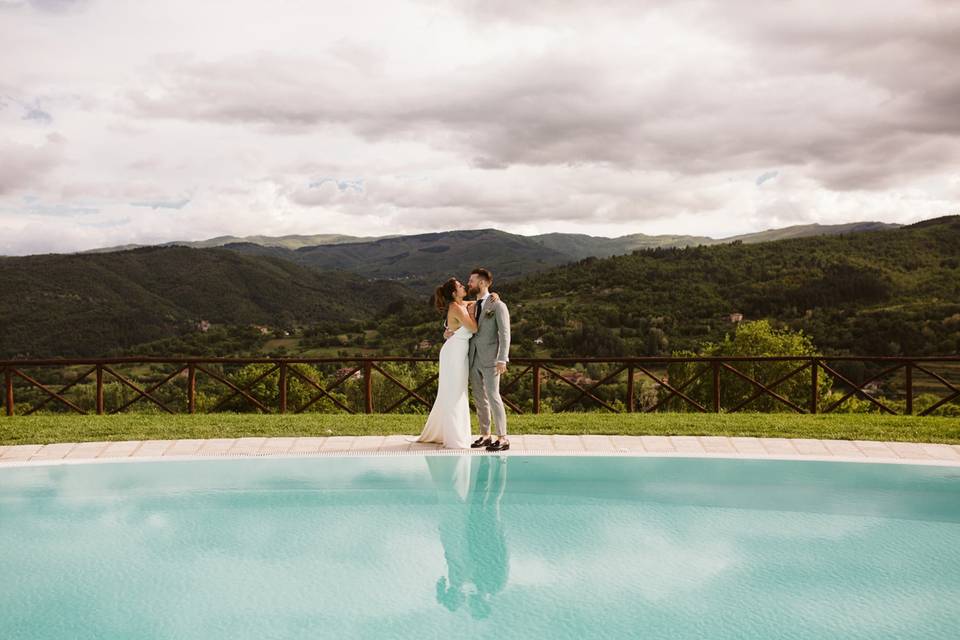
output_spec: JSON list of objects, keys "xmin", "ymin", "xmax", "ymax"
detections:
[{"xmin": 0, "ymin": 247, "xmax": 414, "ymax": 358}]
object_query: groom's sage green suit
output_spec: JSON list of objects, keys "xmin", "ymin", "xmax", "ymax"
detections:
[{"xmin": 469, "ymin": 294, "xmax": 511, "ymax": 437}]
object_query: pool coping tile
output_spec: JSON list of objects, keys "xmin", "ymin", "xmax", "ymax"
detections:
[{"xmin": 1, "ymin": 435, "xmax": 959, "ymax": 468}]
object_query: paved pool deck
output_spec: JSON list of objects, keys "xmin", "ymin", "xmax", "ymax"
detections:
[{"xmin": 1, "ymin": 435, "xmax": 959, "ymax": 467}]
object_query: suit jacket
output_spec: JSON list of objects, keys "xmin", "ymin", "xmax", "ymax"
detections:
[{"xmin": 469, "ymin": 297, "xmax": 511, "ymax": 369}]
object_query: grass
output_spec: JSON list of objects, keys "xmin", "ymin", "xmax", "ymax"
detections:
[{"xmin": 1, "ymin": 413, "xmax": 958, "ymax": 446}]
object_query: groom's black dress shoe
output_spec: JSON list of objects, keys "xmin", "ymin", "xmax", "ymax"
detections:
[
  {"xmin": 486, "ymin": 439, "xmax": 510, "ymax": 452},
  {"xmin": 471, "ymin": 436, "xmax": 493, "ymax": 449}
]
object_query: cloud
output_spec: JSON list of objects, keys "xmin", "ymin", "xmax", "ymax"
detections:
[
  {"xmin": 129, "ymin": 198, "xmax": 191, "ymax": 210},
  {"xmin": 0, "ymin": 133, "xmax": 65, "ymax": 195},
  {"xmin": 0, "ymin": 0, "xmax": 957, "ymax": 253}
]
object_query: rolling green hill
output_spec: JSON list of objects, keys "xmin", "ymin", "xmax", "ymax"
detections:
[
  {"xmin": 223, "ymin": 228, "xmax": 574, "ymax": 291},
  {"xmin": 0, "ymin": 247, "xmax": 415, "ymax": 358},
  {"xmin": 493, "ymin": 216, "xmax": 960, "ymax": 358},
  {"xmin": 530, "ymin": 222, "xmax": 901, "ymax": 260},
  {"xmin": 2, "ymin": 218, "xmax": 953, "ymax": 360}
]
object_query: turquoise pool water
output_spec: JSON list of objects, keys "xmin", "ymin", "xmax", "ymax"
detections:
[{"xmin": 1, "ymin": 455, "xmax": 958, "ymax": 639}]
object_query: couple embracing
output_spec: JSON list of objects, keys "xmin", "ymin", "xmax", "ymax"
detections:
[{"xmin": 416, "ymin": 268, "xmax": 511, "ymax": 452}]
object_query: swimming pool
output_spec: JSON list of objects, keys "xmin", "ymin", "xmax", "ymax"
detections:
[{"xmin": 1, "ymin": 455, "xmax": 958, "ymax": 639}]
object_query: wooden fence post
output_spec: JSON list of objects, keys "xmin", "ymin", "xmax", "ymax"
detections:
[
  {"xmin": 364, "ymin": 361, "xmax": 373, "ymax": 414},
  {"xmin": 712, "ymin": 360, "xmax": 721, "ymax": 413},
  {"xmin": 96, "ymin": 364, "xmax": 104, "ymax": 415},
  {"xmin": 905, "ymin": 361, "xmax": 913, "ymax": 415},
  {"xmin": 279, "ymin": 362, "xmax": 287, "ymax": 414},
  {"xmin": 532, "ymin": 364, "xmax": 541, "ymax": 415},
  {"xmin": 810, "ymin": 359, "xmax": 819, "ymax": 414},
  {"xmin": 4, "ymin": 368, "xmax": 12, "ymax": 417},
  {"xmin": 187, "ymin": 364, "xmax": 197, "ymax": 414},
  {"xmin": 626, "ymin": 364, "xmax": 635, "ymax": 413}
]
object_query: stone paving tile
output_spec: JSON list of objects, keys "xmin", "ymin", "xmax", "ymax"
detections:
[
  {"xmin": 379, "ymin": 435, "xmax": 412, "ymax": 453},
  {"xmin": 165, "ymin": 439, "xmax": 206, "ymax": 456},
  {"xmin": 0, "ymin": 445, "xmax": 7, "ymax": 458},
  {"xmin": 98, "ymin": 441, "xmax": 143, "ymax": 458},
  {"xmin": 886, "ymin": 442, "xmax": 933, "ymax": 460},
  {"xmin": 791, "ymin": 439, "xmax": 831, "ymax": 456},
  {"xmin": 409, "ymin": 441, "xmax": 441, "ymax": 452},
  {"xmin": 760, "ymin": 438, "xmax": 799, "ymax": 455},
  {"xmin": 323, "ymin": 436, "xmax": 357, "ymax": 452},
  {"xmin": 640, "ymin": 436, "xmax": 675, "ymax": 453},
  {"xmin": 700, "ymin": 436, "xmax": 737, "ymax": 454},
  {"xmin": 64, "ymin": 441, "xmax": 109, "ymax": 459},
  {"xmin": 289, "ymin": 437, "xmax": 327, "ymax": 454},
  {"xmin": 921, "ymin": 444, "xmax": 960, "ymax": 460},
  {"xmin": 854, "ymin": 440, "xmax": 899, "ymax": 458},
  {"xmin": 581, "ymin": 435, "xmax": 615, "ymax": 452},
  {"xmin": 197, "ymin": 438, "xmax": 237, "ymax": 454},
  {"xmin": 553, "ymin": 435, "xmax": 586, "ymax": 452},
  {"xmin": 228, "ymin": 437, "xmax": 268, "ymax": 455},
  {"xmin": 29, "ymin": 442, "xmax": 78, "ymax": 460},
  {"xmin": 951, "ymin": 445, "xmax": 960, "ymax": 458},
  {"xmin": 669, "ymin": 436, "xmax": 706, "ymax": 454},
  {"xmin": 259, "ymin": 437, "xmax": 297, "ymax": 455},
  {"xmin": 1, "ymin": 444, "xmax": 43, "ymax": 459},
  {"xmin": 130, "ymin": 440, "xmax": 174, "ymax": 457},
  {"xmin": 523, "ymin": 435, "xmax": 554, "ymax": 450},
  {"xmin": 351, "ymin": 436, "xmax": 385, "ymax": 451},
  {"xmin": 610, "ymin": 436, "xmax": 645, "ymax": 452},
  {"xmin": 730, "ymin": 437, "xmax": 766, "ymax": 455},
  {"xmin": 822, "ymin": 440, "xmax": 866, "ymax": 457}
]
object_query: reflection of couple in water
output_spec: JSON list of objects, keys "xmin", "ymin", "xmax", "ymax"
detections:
[{"xmin": 427, "ymin": 455, "xmax": 509, "ymax": 619}]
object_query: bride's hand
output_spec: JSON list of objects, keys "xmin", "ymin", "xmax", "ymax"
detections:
[{"xmin": 490, "ymin": 292, "xmax": 501, "ymax": 303}]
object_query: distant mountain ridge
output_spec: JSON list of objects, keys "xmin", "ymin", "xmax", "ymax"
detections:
[
  {"xmin": 530, "ymin": 221, "xmax": 902, "ymax": 260},
  {"xmin": 72, "ymin": 221, "xmax": 903, "ymax": 293},
  {"xmin": 82, "ymin": 233, "xmax": 394, "ymax": 253},
  {"xmin": 78, "ymin": 221, "xmax": 901, "ymax": 258}
]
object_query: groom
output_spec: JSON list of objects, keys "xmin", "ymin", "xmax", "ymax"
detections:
[{"xmin": 447, "ymin": 267, "xmax": 511, "ymax": 451}]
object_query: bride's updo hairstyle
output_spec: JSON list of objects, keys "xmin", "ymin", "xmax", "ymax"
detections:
[{"xmin": 433, "ymin": 278, "xmax": 459, "ymax": 312}]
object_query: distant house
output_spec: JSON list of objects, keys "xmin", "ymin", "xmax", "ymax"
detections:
[
  {"xmin": 533, "ymin": 337, "xmax": 544, "ymax": 345},
  {"xmin": 418, "ymin": 340, "xmax": 433, "ymax": 351},
  {"xmin": 252, "ymin": 324, "xmax": 271, "ymax": 335},
  {"xmin": 729, "ymin": 313, "xmax": 743, "ymax": 323},
  {"xmin": 196, "ymin": 320, "xmax": 210, "ymax": 333},
  {"xmin": 336, "ymin": 367, "xmax": 363, "ymax": 380}
]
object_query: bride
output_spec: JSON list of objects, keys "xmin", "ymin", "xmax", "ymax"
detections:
[{"xmin": 415, "ymin": 278, "xmax": 497, "ymax": 449}]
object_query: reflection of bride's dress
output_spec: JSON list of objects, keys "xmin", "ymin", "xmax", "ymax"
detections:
[
  {"xmin": 416, "ymin": 325, "xmax": 472, "ymax": 449},
  {"xmin": 427, "ymin": 456, "xmax": 509, "ymax": 619}
]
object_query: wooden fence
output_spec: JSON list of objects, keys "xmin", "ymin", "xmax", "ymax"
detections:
[{"xmin": 2, "ymin": 355, "xmax": 959, "ymax": 417}]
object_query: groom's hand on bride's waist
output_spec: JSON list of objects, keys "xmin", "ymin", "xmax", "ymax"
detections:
[{"xmin": 443, "ymin": 329, "xmax": 455, "ymax": 339}]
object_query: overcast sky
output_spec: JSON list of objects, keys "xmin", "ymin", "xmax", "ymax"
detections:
[{"xmin": 1, "ymin": 0, "xmax": 958, "ymax": 255}]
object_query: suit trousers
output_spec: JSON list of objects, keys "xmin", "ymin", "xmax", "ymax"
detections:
[{"xmin": 470, "ymin": 362, "xmax": 507, "ymax": 436}]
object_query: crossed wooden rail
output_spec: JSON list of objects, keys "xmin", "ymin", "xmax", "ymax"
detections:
[{"xmin": 2, "ymin": 356, "xmax": 959, "ymax": 416}]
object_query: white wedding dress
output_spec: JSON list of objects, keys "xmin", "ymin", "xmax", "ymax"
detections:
[{"xmin": 416, "ymin": 324, "xmax": 472, "ymax": 448}]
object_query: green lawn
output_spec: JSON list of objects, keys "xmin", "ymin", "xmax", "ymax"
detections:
[{"xmin": 1, "ymin": 413, "xmax": 958, "ymax": 446}]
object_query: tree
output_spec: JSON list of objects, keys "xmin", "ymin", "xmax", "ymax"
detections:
[{"xmin": 665, "ymin": 320, "xmax": 832, "ymax": 412}]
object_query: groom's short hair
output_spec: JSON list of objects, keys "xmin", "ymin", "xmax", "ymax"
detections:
[{"xmin": 470, "ymin": 267, "xmax": 493, "ymax": 284}]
